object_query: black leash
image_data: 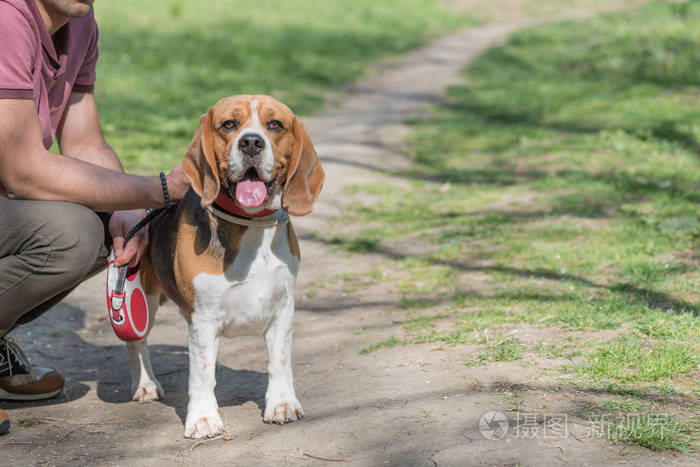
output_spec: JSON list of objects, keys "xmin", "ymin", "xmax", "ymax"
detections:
[{"xmin": 112, "ymin": 172, "xmax": 172, "ymax": 298}]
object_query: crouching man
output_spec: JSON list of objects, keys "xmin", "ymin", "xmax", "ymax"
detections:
[{"xmin": 0, "ymin": 0, "xmax": 189, "ymax": 434}]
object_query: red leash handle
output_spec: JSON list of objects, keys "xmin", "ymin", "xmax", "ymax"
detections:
[{"xmin": 106, "ymin": 254, "xmax": 150, "ymax": 342}]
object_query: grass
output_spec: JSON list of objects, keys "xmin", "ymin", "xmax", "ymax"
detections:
[
  {"xmin": 16, "ymin": 418, "xmax": 43, "ymax": 427},
  {"xmin": 611, "ymin": 415, "xmax": 697, "ymax": 452},
  {"xmin": 581, "ymin": 398, "xmax": 698, "ymax": 452},
  {"xmin": 598, "ymin": 397, "xmax": 648, "ymax": 413},
  {"xmin": 578, "ymin": 337, "xmax": 698, "ymax": 383},
  {"xmin": 467, "ymin": 336, "xmax": 524, "ymax": 365},
  {"xmin": 334, "ymin": 2, "xmax": 700, "ymax": 450},
  {"xmin": 92, "ymin": 0, "xmax": 471, "ymax": 173}
]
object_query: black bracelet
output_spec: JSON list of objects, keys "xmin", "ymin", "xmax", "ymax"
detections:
[{"xmin": 159, "ymin": 172, "xmax": 171, "ymax": 209}]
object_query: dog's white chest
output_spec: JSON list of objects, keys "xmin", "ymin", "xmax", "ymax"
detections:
[{"xmin": 191, "ymin": 224, "xmax": 298, "ymax": 336}]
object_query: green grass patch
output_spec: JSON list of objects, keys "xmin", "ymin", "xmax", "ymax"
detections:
[
  {"xmin": 360, "ymin": 335, "xmax": 407, "ymax": 354},
  {"xmin": 577, "ymin": 337, "xmax": 699, "ymax": 383},
  {"xmin": 612, "ymin": 415, "xmax": 697, "ymax": 452},
  {"xmin": 16, "ymin": 418, "xmax": 43, "ymax": 427},
  {"xmin": 330, "ymin": 235, "xmax": 382, "ymax": 254},
  {"xmin": 466, "ymin": 336, "xmax": 524, "ymax": 365},
  {"xmin": 403, "ymin": 313, "xmax": 449, "ymax": 330},
  {"xmin": 93, "ymin": 0, "xmax": 472, "ymax": 172},
  {"xmin": 598, "ymin": 397, "xmax": 648, "ymax": 413},
  {"xmin": 581, "ymin": 399, "xmax": 698, "ymax": 452}
]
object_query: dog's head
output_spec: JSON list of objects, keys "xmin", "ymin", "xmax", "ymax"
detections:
[{"xmin": 182, "ymin": 95, "xmax": 324, "ymax": 216}]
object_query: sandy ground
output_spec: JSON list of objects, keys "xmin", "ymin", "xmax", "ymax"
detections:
[{"xmin": 2, "ymin": 2, "xmax": 696, "ymax": 466}]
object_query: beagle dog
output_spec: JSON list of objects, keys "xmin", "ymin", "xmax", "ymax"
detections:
[{"xmin": 126, "ymin": 95, "xmax": 324, "ymax": 439}]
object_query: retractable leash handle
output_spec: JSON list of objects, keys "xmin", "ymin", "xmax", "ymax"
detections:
[
  {"xmin": 107, "ymin": 251, "xmax": 149, "ymax": 340},
  {"xmin": 110, "ymin": 264, "xmax": 129, "ymax": 324},
  {"xmin": 106, "ymin": 172, "xmax": 172, "ymax": 341}
]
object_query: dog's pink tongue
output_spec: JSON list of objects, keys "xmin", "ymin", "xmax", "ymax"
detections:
[{"xmin": 235, "ymin": 173, "xmax": 267, "ymax": 207}]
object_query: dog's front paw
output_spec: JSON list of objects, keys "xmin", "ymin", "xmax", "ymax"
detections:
[
  {"xmin": 264, "ymin": 394, "xmax": 304, "ymax": 424},
  {"xmin": 184, "ymin": 410, "xmax": 224, "ymax": 439},
  {"xmin": 132, "ymin": 380, "xmax": 164, "ymax": 403}
]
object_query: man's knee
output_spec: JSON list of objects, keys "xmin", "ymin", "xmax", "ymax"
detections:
[
  {"xmin": 0, "ymin": 201, "xmax": 108, "ymax": 332},
  {"xmin": 44, "ymin": 202, "xmax": 107, "ymax": 280}
]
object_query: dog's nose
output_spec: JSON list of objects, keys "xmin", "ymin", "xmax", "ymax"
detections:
[{"xmin": 238, "ymin": 134, "xmax": 265, "ymax": 157}]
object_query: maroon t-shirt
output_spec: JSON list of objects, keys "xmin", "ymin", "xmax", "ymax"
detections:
[{"xmin": 0, "ymin": 0, "xmax": 98, "ymax": 149}]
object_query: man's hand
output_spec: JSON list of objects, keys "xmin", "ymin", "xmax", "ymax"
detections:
[
  {"xmin": 110, "ymin": 209, "xmax": 149, "ymax": 267},
  {"xmin": 166, "ymin": 163, "xmax": 190, "ymax": 204}
]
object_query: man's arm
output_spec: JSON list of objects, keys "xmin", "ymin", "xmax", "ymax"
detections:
[
  {"xmin": 0, "ymin": 98, "xmax": 187, "ymax": 212},
  {"xmin": 57, "ymin": 91, "xmax": 123, "ymax": 172},
  {"xmin": 56, "ymin": 91, "xmax": 148, "ymax": 266}
]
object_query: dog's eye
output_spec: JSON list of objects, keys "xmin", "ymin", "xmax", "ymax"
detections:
[
  {"xmin": 221, "ymin": 120, "xmax": 238, "ymax": 131},
  {"xmin": 266, "ymin": 120, "xmax": 283, "ymax": 132}
]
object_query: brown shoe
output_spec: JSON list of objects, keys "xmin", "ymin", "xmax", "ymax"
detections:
[
  {"xmin": 0, "ymin": 409, "xmax": 9, "ymax": 435},
  {"xmin": 0, "ymin": 336, "xmax": 64, "ymax": 401}
]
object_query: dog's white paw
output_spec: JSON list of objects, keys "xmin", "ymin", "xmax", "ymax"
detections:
[
  {"xmin": 184, "ymin": 410, "xmax": 224, "ymax": 439},
  {"xmin": 132, "ymin": 380, "xmax": 164, "ymax": 403},
  {"xmin": 264, "ymin": 395, "xmax": 304, "ymax": 424}
]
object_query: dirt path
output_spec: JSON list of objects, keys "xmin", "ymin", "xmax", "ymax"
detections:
[{"xmin": 3, "ymin": 3, "xmax": 692, "ymax": 466}]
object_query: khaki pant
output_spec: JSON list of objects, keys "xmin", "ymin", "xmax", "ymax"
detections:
[{"xmin": 0, "ymin": 196, "xmax": 111, "ymax": 336}]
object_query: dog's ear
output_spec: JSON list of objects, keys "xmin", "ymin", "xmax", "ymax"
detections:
[
  {"xmin": 281, "ymin": 117, "xmax": 325, "ymax": 216},
  {"xmin": 182, "ymin": 110, "xmax": 220, "ymax": 207}
]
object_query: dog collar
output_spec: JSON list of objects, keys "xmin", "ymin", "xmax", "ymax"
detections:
[{"xmin": 208, "ymin": 192, "xmax": 287, "ymax": 227}]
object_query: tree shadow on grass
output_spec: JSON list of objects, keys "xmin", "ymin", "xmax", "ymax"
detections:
[
  {"xmin": 301, "ymin": 234, "xmax": 698, "ymax": 316},
  {"xmin": 313, "ymin": 16, "xmax": 699, "ymax": 319},
  {"xmin": 439, "ymin": 92, "xmax": 700, "ymax": 156}
]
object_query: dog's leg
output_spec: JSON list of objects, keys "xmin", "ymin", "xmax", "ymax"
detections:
[
  {"xmin": 184, "ymin": 317, "xmax": 224, "ymax": 438},
  {"xmin": 263, "ymin": 294, "xmax": 303, "ymax": 424},
  {"xmin": 127, "ymin": 293, "xmax": 164, "ymax": 402}
]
